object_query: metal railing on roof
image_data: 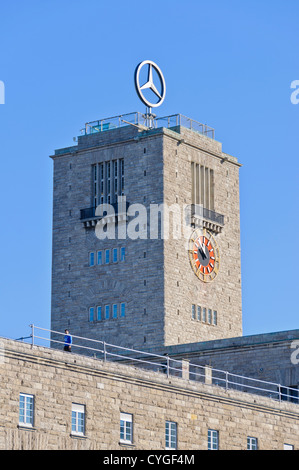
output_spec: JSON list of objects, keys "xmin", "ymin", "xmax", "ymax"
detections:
[
  {"xmin": 25, "ymin": 325, "xmax": 298, "ymax": 405},
  {"xmin": 82, "ymin": 112, "xmax": 215, "ymax": 139}
]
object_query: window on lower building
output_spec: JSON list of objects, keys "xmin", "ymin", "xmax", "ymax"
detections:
[
  {"xmin": 202, "ymin": 308, "xmax": 207, "ymax": 323},
  {"xmin": 120, "ymin": 412, "xmax": 133, "ymax": 444},
  {"xmin": 165, "ymin": 421, "xmax": 177, "ymax": 450},
  {"xmin": 19, "ymin": 393, "xmax": 34, "ymax": 427},
  {"xmin": 71, "ymin": 403, "xmax": 85, "ymax": 436},
  {"xmin": 208, "ymin": 309, "xmax": 212, "ymax": 324},
  {"xmin": 247, "ymin": 436, "xmax": 258, "ymax": 450},
  {"xmin": 284, "ymin": 443, "xmax": 294, "ymax": 450},
  {"xmin": 105, "ymin": 249, "xmax": 110, "ymax": 264},
  {"xmin": 113, "ymin": 248, "xmax": 118, "ymax": 263},
  {"xmin": 208, "ymin": 429, "xmax": 219, "ymax": 450},
  {"xmin": 213, "ymin": 310, "xmax": 217, "ymax": 325},
  {"xmin": 120, "ymin": 247, "xmax": 125, "ymax": 262}
]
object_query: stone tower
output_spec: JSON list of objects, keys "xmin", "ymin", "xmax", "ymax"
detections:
[{"xmin": 50, "ymin": 112, "xmax": 242, "ymax": 351}]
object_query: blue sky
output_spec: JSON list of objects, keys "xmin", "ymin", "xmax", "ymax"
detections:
[{"xmin": 0, "ymin": 0, "xmax": 298, "ymax": 341}]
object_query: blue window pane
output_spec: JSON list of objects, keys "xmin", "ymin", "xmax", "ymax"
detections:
[
  {"xmin": 120, "ymin": 247, "xmax": 125, "ymax": 261},
  {"xmin": 113, "ymin": 304, "xmax": 118, "ymax": 318},
  {"xmin": 19, "ymin": 394, "xmax": 34, "ymax": 426},
  {"xmin": 126, "ymin": 422, "xmax": 131, "ymax": 441},
  {"xmin": 113, "ymin": 248, "xmax": 118, "ymax": 263},
  {"xmin": 120, "ymin": 420, "xmax": 125, "ymax": 440},
  {"xmin": 120, "ymin": 303, "xmax": 125, "ymax": 317},
  {"xmin": 78, "ymin": 412, "xmax": 84, "ymax": 434},
  {"xmin": 19, "ymin": 396, "xmax": 25, "ymax": 423},
  {"xmin": 191, "ymin": 304, "xmax": 195, "ymax": 319},
  {"xmin": 105, "ymin": 305, "xmax": 110, "ymax": 319},
  {"xmin": 89, "ymin": 252, "xmax": 94, "ymax": 266},
  {"xmin": 71, "ymin": 411, "xmax": 76, "ymax": 432},
  {"xmin": 97, "ymin": 251, "xmax": 103, "ymax": 265},
  {"xmin": 105, "ymin": 250, "xmax": 110, "ymax": 264},
  {"xmin": 97, "ymin": 306, "xmax": 102, "ymax": 321},
  {"xmin": 89, "ymin": 307, "xmax": 94, "ymax": 322}
]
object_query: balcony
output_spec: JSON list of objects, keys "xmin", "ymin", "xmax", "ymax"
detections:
[
  {"xmin": 80, "ymin": 201, "xmax": 130, "ymax": 228},
  {"xmin": 190, "ymin": 204, "xmax": 224, "ymax": 233}
]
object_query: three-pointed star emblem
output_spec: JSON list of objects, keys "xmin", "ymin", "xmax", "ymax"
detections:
[
  {"xmin": 140, "ymin": 63, "xmax": 162, "ymax": 100},
  {"xmin": 134, "ymin": 60, "xmax": 166, "ymax": 108}
]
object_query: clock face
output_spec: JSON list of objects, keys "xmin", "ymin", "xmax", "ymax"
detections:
[{"xmin": 188, "ymin": 229, "xmax": 220, "ymax": 282}]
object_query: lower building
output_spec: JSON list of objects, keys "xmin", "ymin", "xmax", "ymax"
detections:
[{"xmin": 0, "ymin": 336, "xmax": 298, "ymax": 450}]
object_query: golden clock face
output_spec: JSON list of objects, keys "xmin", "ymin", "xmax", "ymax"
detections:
[{"xmin": 188, "ymin": 229, "xmax": 220, "ymax": 282}]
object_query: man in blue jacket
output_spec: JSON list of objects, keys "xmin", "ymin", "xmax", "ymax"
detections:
[{"xmin": 64, "ymin": 329, "xmax": 72, "ymax": 352}]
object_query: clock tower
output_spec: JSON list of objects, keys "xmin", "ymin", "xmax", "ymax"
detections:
[{"xmin": 50, "ymin": 63, "xmax": 242, "ymax": 351}]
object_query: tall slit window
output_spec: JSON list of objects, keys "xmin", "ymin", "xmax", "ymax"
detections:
[
  {"xmin": 92, "ymin": 159, "xmax": 124, "ymax": 206},
  {"xmin": 191, "ymin": 163, "xmax": 214, "ymax": 210},
  {"xmin": 113, "ymin": 160, "xmax": 118, "ymax": 201},
  {"xmin": 106, "ymin": 161, "xmax": 111, "ymax": 204},
  {"xmin": 93, "ymin": 165, "xmax": 98, "ymax": 208},
  {"xmin": 99, "ymin": 163, "xmax": 104, "ymax": 204},
  {"xmin": 120, "ymin": 159, "xmax": 124, "ymax": 196}
]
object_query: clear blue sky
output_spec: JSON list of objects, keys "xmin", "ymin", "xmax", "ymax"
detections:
[{"xmin": 0, "ymin": 0, "xmax": 298, "ymax": 341}]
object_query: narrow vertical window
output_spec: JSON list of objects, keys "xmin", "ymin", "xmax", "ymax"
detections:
[
  {"xmin": 106, "ymin": 161, "xmax": 111, "ymax": 204},
  {"xmin": 113, "ymin": 160, "xmax": 118, "ymax": 203},
  {"xmin": 213, "ymin": 310, "xmax": 217, "ymax": 325},
  {"xmin": 208, "ymin": 429, "xmax": 219, "ymax": 450},
  {"xmin": 165, "ymin": 421, "xmax": 177, "ymax": 450},
  {"xmin": 105, "ymin": 305, "xmax": 110, "ymax": 320},
  {"xmin": 89, "ymin": 252, "xmax": 95, "ymax": 267},
  {"xmin": 113, "ymin": 304, "xmax": 118, "ymax": 319},
  {"xmin": 191, "ymin": 304, "xmax": 196, "ymax": 320},
  {"xmin": 195, "ymin": 163, "xmax": 200, "ymax": 204},
  {"xmin": 89, "ymin": 307, "xmax": 94, "ymax": 322},
  {"xmin": 113, "ymin": 248, "xmax": 118, "ymax": 263},
  {"xmin": 208, "ymin": 309, "xmax": 212, "ymax": 324},
  {"xmin": 210, "ymin": 169, "xmax": 215, "ymax": 210},
  {"xmin": 202, "ymin": 308, "xmax": 207, "ymax": 322},
  {"xmin": 99, "ymin": 163, "xmax": 104, "ymax": 204},
  {"xmin": 120, "ymin": 159, "xmax": 124, "ymax": 196},
  {"xmin": 97, "ymin": 306, "xmax": 102, "ymax": 321},
  {"xmin": 19, "ymin": 394, "xmax": 34, "ymax": 427},
  {"xmin": 197, "ymin": 305, "xmax": 201, "ymax": 321},
  {"xmin": 120, "ymin": 247, "xmax": 125, "ymax": 262},
  {"xmin": 120, "ymin": 303, "xmax": 125, "ymax": 318},
  {"xmin": 71, "ymin": 404, "xmax": 85, "ymax": 436},
  {"xmin": 191, "ymin": 162, "xmax": 195, "ymax": 205},
  {"xmin": 97, "ymin": 250, "xmax": 103, "ymax": 265},
  {"xmin": 120, "ymin": 413, "xmax": 133, "ymax": 444},
  {"xmin": 93, "ymin": 164, "xmax": 98, "ymax": 207},
  {"xmin": 105, "ymin": 249, "xmax": 110, "ymax": 264}
]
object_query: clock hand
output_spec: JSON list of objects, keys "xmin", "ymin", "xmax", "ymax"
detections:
[{"xmin": 197, "ymin": 239, "xmax": 207, "ymax": 259}]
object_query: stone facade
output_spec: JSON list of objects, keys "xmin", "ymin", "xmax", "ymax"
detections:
[
  {"xmin": 50, "ymin": 118, "xmax": 242, "ymax": 351},
  {"xmin": 0, "ymin": 338, "xmax": 298, "ymax": 450}
]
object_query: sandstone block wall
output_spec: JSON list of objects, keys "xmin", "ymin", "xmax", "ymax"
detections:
[{"xmin": 1, "ymin": 338, "xmax": 298, "ymax": 450}]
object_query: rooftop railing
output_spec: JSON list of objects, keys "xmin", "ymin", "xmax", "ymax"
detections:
[
  {"xmin": 83, "ymin": 112, "xmax": 215, "ymax": 140},
  {"xmin": 21, "ymin": 325, "xmax": 299, "ymax": 406}
]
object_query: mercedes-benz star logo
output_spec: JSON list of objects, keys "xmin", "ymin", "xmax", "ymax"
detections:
[{"xmin": 134, "ymin": 60, "xmax": 166, "ymax": 109}]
